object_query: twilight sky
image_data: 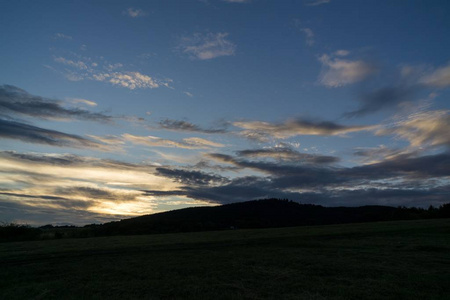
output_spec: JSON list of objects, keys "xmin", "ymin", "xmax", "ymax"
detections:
[{"xmin": 1, "ymin": 0, "xmax": 449, "ymax": 225}]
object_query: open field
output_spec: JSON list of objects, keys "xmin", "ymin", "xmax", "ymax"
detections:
[{"xmin": 1, "ymin": 219, "xmax": 449, "ymax": 299}]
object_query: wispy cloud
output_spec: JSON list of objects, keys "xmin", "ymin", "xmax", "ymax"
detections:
[
  {"xmin": 318, "ymin": 53, "xmax": 376, "ymax": 87},
  {"xmin": 293, "ymin": 20, "xmax": 314, "ymax": 46},
  {"xmin": 123, "ymin": 8, "xmax": 147, "ymax": 18},
  {"xmin": 67, "ymin": 98, "xmax": 98, "ymax": 107},
  {"xmin": 0, "ymin": 151, "xmax": 181, "ymax": 224},
  {"xmin": 122, "ymin": 134, "xmax": 224, "ymax": 149},
  {"xmin": 237, "ymin": 147, "xmax": 340, "ymax": 164},
  {"xmin": 233, "ymin": 117, "xmax": 373, "ymax": 140},
  {"xmin": 222, "ymin": 0, "xmax": 251, "ymax": 3},
  {"xmin": 376, "ymin": 110, "xmax": 450, "ymax": 149},
  {"xmin": 420, "ymin": 63, "xmax": 450, "ymax": 88},
  {"xmin": 345, "ymin": 85, "xmax": 416, "ymax": 118},
  {"xmin": 178, "ymin": 32, "xmax": 236, "ymax": 60},
  {"xmin": 53, "ymin": 33, "xmax": 72, "ymax": 40},
  {"xmin": 159, "ymin": 119, "xmax": 228, "ymax": 134},
  {"xmin": 305, "ymin": 0, "xmax": 330, "ymax": 6},
  {"xmin": 0, "ymin": 85, "xmax": 111, "ymax": 122},
  {"xmin": 0, "ymin": 119, "xmax": 112, "ymax": 150}
]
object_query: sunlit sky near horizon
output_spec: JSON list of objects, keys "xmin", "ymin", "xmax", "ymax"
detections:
[{"xmin": 1, "ymin": 0, "xmax": 449, "ymax": 225}]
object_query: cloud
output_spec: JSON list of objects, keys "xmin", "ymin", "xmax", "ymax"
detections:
[
  {"xmin": 345, "ymin": 85, "xmax": 416, "ymax": 118},
  {"xmin": 305, "ymin": 0, "xmax": 330, "ymax": 6},
  {"xmin": 300, "ymin": 28, "xmax": 315, "ymax": 46},
  {"xmin": 93, "ymin": 71, "xmax": 160, "ymax": 89},
  {"xmin": 0, "ymin": 119, "xmax": 111, "ymax": 150},
  {"xmin": 293, "ymin": 20, "xmax": 314, "ymax": 46},
  {"xmin": 155, "ymin": 167, "xmax": 230, "ymax": 186},
  {"xmin": 67, "ymin": 98, "xmax": 97, "ymax": 107},
  {"xmin": 53, "ymin": 33, "xmax": 72, "ymax": 40},
  {"xmin": 0, "ymin": 151, "xmax": 181, "ymax": 224},
  {"xmin": 420, "ymin": 63, "xmax": 450, "ymax": 88},
  {"xmin": 318, "ymin": 54, "xmax": 376, "ymax": 87},
  {"xmin": 376, "ymin": 110, "xmax": 450, "ymax": 149},
  {"xmin": 222, "ymin": 0, "xmax": 251, "ymax": 3},
  {"xmin": 233, "ymin": 117, "xmax": 373, "ymax": 140},
  {"xmin": 0, "ymin": 85, "xmax": 111, "ymax": 122},
  {"xmin": 159, "ymin": 119, "xmax": 227, "ymax": 134},
  {"xmin": 122, "ymin": 133, "xmax": 224, "ymax": 149},
  {"xmin": 54, "ymin": 57, "xmax": 89, "ymax": 70},
  {"xmin": 52, "ymin": 55, "xmax": 171, "ymax": 90},
  {"xmin": 123, "ymin": 8, "xmax": 147, "ymax": 18},
  {"xmin": 184, "ymin": 91, "xmax": 194, "ymax": 97},
  {"xmin": 179, "ymin": 32, "xmax": 236, "ymax": 60},
  {"xmin": 237, "ymin": 148, "xmax": 340, "ymax": 164}
]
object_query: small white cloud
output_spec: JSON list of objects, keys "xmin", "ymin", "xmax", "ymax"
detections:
[
  {"xmin": 54, "ymin": 57, "xmax": 89, "ymax": 70},
  {"xmin": 179, "ymin": 32, "xmax": 236, "ymax": 60},
  {"xmin": 293, "ymin": 20, "xmax": 314, "ymax": 46},
  {"xmin": 300, "ymin": 28, "xmax": 314, "ymax": 46},
  {"xmin": 123, "ymin": 8, "xmax": 147, "ymax": 18},
  {"xmin": 80, "ymin": 44, "xmax": 87, "ymax": 51},
  {"xmin": 318, "ymin": 54, "xmax": 376, "ymax": 87},
  {"xmin": 334, "ymin": 50, "xmax": 350, "ymax": 57},
  {"xmin": 184, "ymin": 91, "xmax": 194, "ymax": 98},
  {"xmin": 53, "ymin": 33, "xmax": 72, "ymax": 40},
  {"xmin": 93, "ymin": 71, "xmax": 160, "ymax": 90},
  {"xmin": 67, "ymin": 98, "xmax": 98, "ymax": 107},
  {"xmin": 53, "ymin": 55, "xmax": 171, "ymax": 90}
]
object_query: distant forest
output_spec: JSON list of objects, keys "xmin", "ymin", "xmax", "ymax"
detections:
[{"xmin": 2, "ymin": 199, "xmax": 450, "ymax": 242}]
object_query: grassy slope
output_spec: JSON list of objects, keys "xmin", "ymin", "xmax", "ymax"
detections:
[{"xmin": 1, "ymin": 219, "xmax": 449, "ymax": 300}]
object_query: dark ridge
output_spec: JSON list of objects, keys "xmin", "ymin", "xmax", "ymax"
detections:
[
  {"xmin": 94, "ymin": 198, "xmax": 450, "ymax": 236},
  {"xmin": 2, "ymin": 199, "xmax": 449, "ymax": 242}
]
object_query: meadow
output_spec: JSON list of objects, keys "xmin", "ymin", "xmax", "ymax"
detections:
[{"xmin": 1, "ymin": 219, "xmax": 449, "ymax": 299}]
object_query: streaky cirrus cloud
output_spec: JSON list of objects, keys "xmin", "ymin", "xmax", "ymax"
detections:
[
  {"xmin": 178, "ymin": 32, "xmax": 236, "ymax": 60},
  {"xmin": 0, "ymin": 119, "xmax": 112, "ymax": 150},
  {"xmin": 318, "ymin": 53, "xmax": 376, "ymax": 87},
  {"xmin": 305, "ymin": 0, "xmax": 330, "ymax": 6},
  {"xmin": 376, "ymin": 110, "xmax": 450, "ymax": 149},
  {"xmin": 222, "ymin": 0, "xmax": 251, "ymax": 3},
  {"xmin": 344, "ymin": 62, "xmax": 450, "ymax": 118},
  {"xmin": 237, "ymin": 148, "xmax": 340, "ymax": 164},
  {"xmin": 159, "ymin": 118, "xmax": 228, "ymax": 134},
  {"xmin": 122, "ymin": 133, "xmax": 224, "ymax": 149},
  {"xmin": 0, "ymin": 85, "xmax": 111, "ymax": 122},
  {"xmin": 233, "ymin": 117, "xmax": 374, "ymax": 140}
]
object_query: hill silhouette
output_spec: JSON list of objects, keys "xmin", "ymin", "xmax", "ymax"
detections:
[{"xmin": 92, "ymin": 199, "xmax": 450, "ymax": 236}]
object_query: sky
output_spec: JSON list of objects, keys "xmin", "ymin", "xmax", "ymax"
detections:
[{"xmin": 1, "ymin": 0, "xmax": 450, "ymax": 225}]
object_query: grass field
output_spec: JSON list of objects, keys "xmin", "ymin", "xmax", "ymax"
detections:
[{"xmin": 1, "ymin": 219, "xmax": 449, "ymax": 299}]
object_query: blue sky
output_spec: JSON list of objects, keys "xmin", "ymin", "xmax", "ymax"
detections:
[{"xmin": 1, "ymin": 0, "xmax": 449, "ymax": 225}]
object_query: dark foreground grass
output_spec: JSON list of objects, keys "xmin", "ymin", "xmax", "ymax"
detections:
[{"xmin": 1, "ymin": 219, "xmax": 449, "ymax": 299}]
